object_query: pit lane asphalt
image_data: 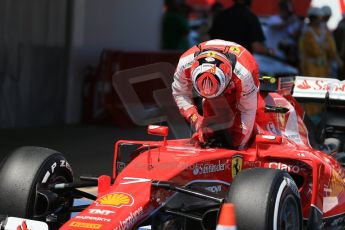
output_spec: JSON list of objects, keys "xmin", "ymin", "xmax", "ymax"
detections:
[{"xmin": 0, "ymin": 125, "xmax": 168, "ymax": 178}]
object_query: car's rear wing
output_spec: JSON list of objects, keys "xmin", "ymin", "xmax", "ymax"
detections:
[{"xmin": 292, "ymin": 76, "xmax": 345, "ymax": 101}]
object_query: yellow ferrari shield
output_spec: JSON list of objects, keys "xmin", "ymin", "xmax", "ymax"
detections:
[
  {"xmin": 230, "ymin": 46, "xmax": 241, "ymax": 55},
  {"xmin": 207, "ymin": 51, "xmax": 216, "ymax": 57},
  {"xmin": 232, "ymin": 155, "xmax": 243, "ymax": 179}
]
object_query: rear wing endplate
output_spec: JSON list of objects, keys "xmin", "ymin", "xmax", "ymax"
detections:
[{"xmin": 292, "ymin": 76, "xmax": 345, "ymax": 100}]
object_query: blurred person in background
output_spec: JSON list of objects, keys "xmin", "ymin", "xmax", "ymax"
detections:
[
  {"xmin": 162, "ymin": 0, "xmax": 190, "ymax": 50},
  {"xmin": 264, "ymin": 0, "xmax": 302, "ymax": 66},
  {"xmin": 334, "ymin": 14, "xmax": 345, "ymax": 79},
  {"xmin": 208, "ymin": 0, "xmax": 273, "ymax": 55},
  {"xmin": 198, "ymin": 2, "xmax": 224, "ymax": 43},
  {"xmin": 321, "ymin": 5, "xmax": 332, "ymax": 29},
  {"xmin": 321, "ymin": 5, "xmax": 343, "ymax": 77},
  {"xmin": 299, "ymin": 7, "xmax": 337, "ymax": 77},
  {"xmin": 299, "ymin": 7, "xmax": 338, "ymax": 124}
]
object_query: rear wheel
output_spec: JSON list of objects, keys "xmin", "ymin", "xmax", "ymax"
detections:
[
  {"xmin": 0, "ymin": 146, "xmax": 74, "ymax": 229},
  {"xmin": 228, "ymin": 168, "xmax": 302, "ymax": 230}
]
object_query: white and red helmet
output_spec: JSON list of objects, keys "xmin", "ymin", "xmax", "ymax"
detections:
[{"xmin": 191, "ymin": 50, "xmax": 234, "ymax": 99}]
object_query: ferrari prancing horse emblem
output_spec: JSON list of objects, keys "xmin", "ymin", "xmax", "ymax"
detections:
[
  {"xmin": 230, "ymin": 46, "xmax": 241, "ymax": 55},
  {"xmin": 232, "ymin": 155, "xmax": 243, "ymax": 179}
]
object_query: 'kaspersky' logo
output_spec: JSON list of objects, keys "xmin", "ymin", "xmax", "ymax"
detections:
[{"xmin": 95, "ymin": 192, "xmax": 134, "ymax": 208}]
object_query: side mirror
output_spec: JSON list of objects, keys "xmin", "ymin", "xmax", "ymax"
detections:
[
  {"xmin": 148, "ymin": 125, "xmax": 168, "ymax": 137},
  {"xmin": 256, "ymin": 134, "xmax": 282, "ymax": 145},
  {"xmin": 148, "ymin": 125, "xmax": 169, "ymax": 146}
]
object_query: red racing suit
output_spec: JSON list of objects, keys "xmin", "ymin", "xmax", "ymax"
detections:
[{"xmin": 172, "ymin": 39, "xmax": 259, "ymax": 149}]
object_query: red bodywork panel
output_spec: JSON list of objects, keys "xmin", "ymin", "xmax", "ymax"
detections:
[{"xmin": 60, "ymin": 92, "xmax": 345, "ymax": 229}]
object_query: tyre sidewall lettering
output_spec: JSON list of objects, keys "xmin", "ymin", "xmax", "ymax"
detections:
[
  {"xmin": 30, "ymin": 155, "xmax": 74, "ymax": 222},
  {"xmin": 41, "ymin": 158, "xmax": 73, "ymax": 184}
]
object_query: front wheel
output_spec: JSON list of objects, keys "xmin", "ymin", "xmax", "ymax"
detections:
[
  {"xmin": 228, "ymin": 168, "xmax": 302, "ymax": 230},
  {"xmin": 0, "ymin": 146, "xmax": 74, "ymax": 229}
]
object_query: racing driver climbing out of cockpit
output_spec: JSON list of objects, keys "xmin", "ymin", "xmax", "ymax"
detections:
[{"xmin": 172, "ymin": 39, "xmax": 260, "ymax": 149}]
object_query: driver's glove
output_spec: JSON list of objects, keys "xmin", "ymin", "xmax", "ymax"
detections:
[
  {"xmin": 192, "ymin": 127, "xmax": 214, "ymax": 144},
  {"xmin": 190, "ymin": 113, "xmax": 203, "ymax": 132},
  {"xmin": 190, "ymin": 113, "xmax": 213, "ymax": 144}
]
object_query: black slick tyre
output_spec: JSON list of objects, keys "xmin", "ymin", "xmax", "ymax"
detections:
[
  {"xmin": 228, "ymin": 168, "xmax": 302, "ymax": 230},
  {"xmin": 0, "ymin": 146, "xmax": 73, "ymax": 227}
]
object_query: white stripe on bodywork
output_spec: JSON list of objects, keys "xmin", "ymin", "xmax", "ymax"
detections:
[{"xmin": 120, "ymin": 177, "xmax": 151, "ymax": 185}]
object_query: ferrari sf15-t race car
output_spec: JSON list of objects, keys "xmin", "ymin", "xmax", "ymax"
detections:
[{"xmin": 1, "ymin": 76, "xmax": 345, "ymax": 230}]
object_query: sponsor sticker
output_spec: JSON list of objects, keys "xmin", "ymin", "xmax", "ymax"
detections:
[
  {"xmin": 17, "ymin": 221, "xmax": 29, "ymax": 230},
  {"xmin": 244, "ymin": 161, "xmax": 261, "ymax": 168},
  {"xmin": 114, "ymin": 206, "xmax": 144, "ymax": 230},
  {"xmin": 192, "ymin": 160, "xmax": 226, "ymax": 176},
  {"xmin": 190, "ymin": 114, "xmax": 198, "ymax": 123},
  {"xmin": 232, "ymin": 155, "xmax": 243, "ymax": 179},
  {"xmin": 293, "ymin": 77, "xmax": 345, "ymax": 100},
  {"xmin": 6, "ymin": 218, "xmax": 48, "ymax": 230},
  {"xmin": 268, "ymin": 162, "xmax": 301, "ymax": 174},
  {"xmin": 88, "ymin": 209, "xmax": 115, "ymax": 215},
  {"xmin": 205, "ymin": 185, "xmax": 222, "ymax": 193},
  {"xmin": 96, "ymin": 192, "xmax": 134, "ymax": 208},
  {"xmin": 69, "ymin": 222, "xmax": 102, "ymax": 229},
  {"xmin": 75, "ymin": 216, "xmax": 111, "ymax": 222}
]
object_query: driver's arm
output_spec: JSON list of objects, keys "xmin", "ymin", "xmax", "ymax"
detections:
[
  {"xmin": 232, "ymin": 65, "xmax": 259, "ymax": 149},
  {"xmin": 172, "ymin": 54, "xmax": 198, "ymax": 120}
]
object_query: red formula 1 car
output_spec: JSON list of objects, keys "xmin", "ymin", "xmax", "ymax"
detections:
[{"xmin": 1, "ymin": 76, "xmax": 345, "ymax": 230}]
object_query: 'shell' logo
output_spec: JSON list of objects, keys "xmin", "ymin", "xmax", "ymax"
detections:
[
  {"xmin": 17, "ymin": 221, "xmax": 29, "ymax": 230},
  {"xmin": 96, "ymin": 192, "xmax": 134, "ymax": 208},
  {"xmin": 296, "ymin": 80, "xmax": 311, "ymax": 89}
]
